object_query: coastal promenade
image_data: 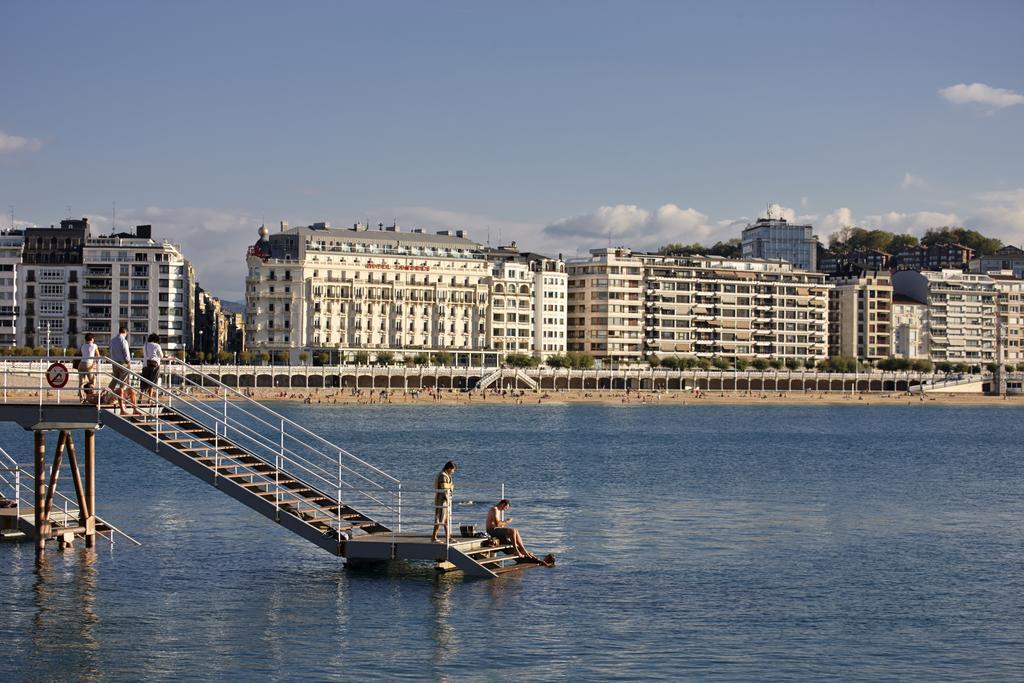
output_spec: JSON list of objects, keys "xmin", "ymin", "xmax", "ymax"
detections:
[{"xmin": 157, "ymin": 363, "xmax": 1017, "ymax": 395}]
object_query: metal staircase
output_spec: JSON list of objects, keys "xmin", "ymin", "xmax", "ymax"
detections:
[{"xmin": 99, "ymin": 358, "xmax": 401, "ymax": 557}]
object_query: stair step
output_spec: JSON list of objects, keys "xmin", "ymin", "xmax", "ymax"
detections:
[
  {"xmin": 239, "ymin": 479, "xmax": 298, "ymax": 487},
  {"xmin": 463, "ymin": 544, "xmax": 515, "ymax": 557}
]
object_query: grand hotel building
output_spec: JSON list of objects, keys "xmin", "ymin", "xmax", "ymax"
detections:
[{"xmin": 244, "ymin": 222, "xmax": 567, "ymax": 363}]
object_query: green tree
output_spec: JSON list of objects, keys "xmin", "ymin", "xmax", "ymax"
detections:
[
  {"xmin": 239, "ymin": 350, "xmax": 253, "ymax": 364},
  {"xmin": 707, "ymin": 238, "xmax": 742, "ymax": 258},
  {"xmin": 273, "ymin": 351, "xmax": 289, "ymax": 364},
  {"xmin": 413, "ymin": 352, "xmax": 430, "ymax": 366},
  {"xmin": 785, "ymin": 357, "xmax": 803, "ymax": 370},
  {"xmin": 734, "ymin": 357, "xmax": 749, "ymax": 371},
  {"xmin": 712, "ymin": 356, "xmax": 730, "ymax": 370},
  {"xmin": 298, "ymin": 351, "xmax": 310, "ymax": 364},
  {"xmin": 767, "ymin": 358, "xmax": 784, "ymax": 370},
  {"xmin": 434, "ymin": 351, "xmax": 453, "ymax": 366},
  {"xmin": 218, "ymin": 351, "xmax": 233, "ymax": 364},
  {"xmin": 659, "ymin": 357, "xmax": 680, "ymax": 370},
  {"xmin": 911, "ymin": 359, "xmax": 933, "ymax": 373},
  {"xmin": 647, "ymin": 354, "xmax": 661, "ymax": 368},
  {"xmin": 505, "ymin": 353, "xmax": 538, "ymax": 368},
  {"xmin": 922, "ymin": 227, "xmax": 1002, "ymax": 255},
  {"xmin": 352, "ymin": 351, "xmax": 370, "ymax": 365},
  {"xmin": 375, "ymin": 351, "xmax": 394, "ymax": 365},
  {"xmin": 316, "ymin": 352, "xmax": 329, "ymax": 366},
  {"xmin": 695, "ymin": 357, "xmax": 713, "ymax": 370},
  {"xmin": 258, "ymin": 351, "xmax": 270, "ymax": 365},
  {"xmin": 936, "ymin": 361, "xmax": 953, "ymax": 373},
  {"xmin": 804, "ymin": 357, "xmax": 817, "ymax": 369},
  {"xmin": 752, "ymin": 358, "xmax": 770, "ymax": 371}
]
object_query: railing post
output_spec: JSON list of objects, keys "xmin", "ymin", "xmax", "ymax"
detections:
[
  {"xmin": 337, "ymin": 449, "xmax": 343, "ymax": 545},
  {"xmin": 276, "ymin": 418, "xmax": 284, "ymax": 521},
  {"xmin": 14, "ymin": 468, "xmax": 20, "ymax": 525},
  {"xmin": 397, "ymin": 482, "xmax": 402, "ymax": 534}
]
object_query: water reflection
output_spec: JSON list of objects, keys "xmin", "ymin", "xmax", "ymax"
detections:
[{"xmin": 31, "ymin": 547, "xmax": 101, "ymax": 681}]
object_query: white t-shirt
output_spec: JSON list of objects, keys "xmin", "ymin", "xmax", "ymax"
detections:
[
  {"xmin": 79, "ymin": 342, "xmax": 98, "ymax": 366},
  {"xmin": 143, "ymin": 341, "xmax": 163, "ymax": 363}
]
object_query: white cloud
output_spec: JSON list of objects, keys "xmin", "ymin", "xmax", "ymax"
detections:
[
  {"xmin": 901, "ymin": 172, "xmax": 928, "ymax": 190},
  {"xmin": 0, "ymin": 130, "xmax": 43, "ymax": 154},
  {"xmin": 939, "ymin": 82, "xmax": 1024, "ymax": 110},
  {"xmin": 968, "ymin": 188, "xmax": 1024, "ymax": 245},
  {"xmin": 862, "ymin": 210, "xmax": 960, "ymax": 233},
  {"xmin": 543, "ymin": 203, "xmax": 725, "ymax": 252}
]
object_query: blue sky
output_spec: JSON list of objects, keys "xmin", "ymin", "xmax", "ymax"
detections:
[{"xmin": 2, "ymin": 1, "xmax": 1023, "ymax": 299}]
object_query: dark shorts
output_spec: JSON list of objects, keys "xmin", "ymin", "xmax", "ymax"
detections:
[
  {"xmin": 488, "ymin": 527, "xmax": 514, "ymax": 542},
  {"xmin": 141, "ymin": 361, "xmax": 160, "ymax": 384}
]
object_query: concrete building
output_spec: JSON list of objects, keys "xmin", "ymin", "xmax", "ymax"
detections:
[
  {"xmin": 19, "ymin": 218, "xmax": 90, "ymax": 349},
  {"xmin": 892, "ymin": 242, "xmax": 973, "ymax": 272},
  {"xmin": 79, "ymin": 224, "xmax": 191, "ymax": 351},
  {"xmin": 0, "ymin": 231, "xmax": 24, "ymax": 347},
  {"xmin": 566, "ymin": 248, "xmax": 645, "ymax": 363},
  {"xmin": 827, "ymin": 270, "xmax": 893, "ymax": 361},
  {"xmin": 819, "ymin": 248, "xmax": 891, "ymax": 276},
  {"xmin": 741, "ymin": 216, "xmax": 819, "ymax": 271},
  {"xmin": 971, "ymin": 245, "xmax": 1024, "ymax": 279},
  {"xmin": 892, "ymin": 269, "xmax": 998, "ymax": 364},
  {"xmin": 245, "ymin": 222, "xmax": 500, "ymax": 364},
  {"xmin": 485, "ymin": 244, "xmax": 568, "ymax": 360},
  {"xmin": 891, "ymin": 295, "xmax": 928, "ymax": 359},
  {"xmin": 567, "ymin": 248, "xmax": 830, "ymax": 364},
  {"xmin": 194, "ymin": 285, "xmax": 228, "ymax": 358},
  {"xmin": 990, "ymin": 273, "xmax": 1024, "ymax": 366}
]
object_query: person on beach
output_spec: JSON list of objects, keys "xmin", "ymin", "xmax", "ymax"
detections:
[
  {"xmin": 486, "ymin": 499, "xmax": 552, "ymax": 565},
  {"xmin": 431, "ymin": 460, "xmax": 456, "ymax": 544},
  {"xmin": 77, "ymin": 333, "xmax": 98, "ymax": 399}
]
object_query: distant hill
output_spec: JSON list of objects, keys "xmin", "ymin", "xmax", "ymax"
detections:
[{"xmin": 219, "ymin": 299, "xmax": 244, "ymax": 314}]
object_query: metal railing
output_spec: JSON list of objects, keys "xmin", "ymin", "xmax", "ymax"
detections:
[
  {"xmin": 0, "ymin": 356, "xmax": 402, "ymax": 545},
  {"xmin": 161, "ymin": 357, "xmax": 402, "ymax": 540},
  {"xmin": 396, "ymin": 480, "xmax": 509, "ymax": 551},
  {"xmin": 0, "ymin": 445, "xmax": 138, "ymax": 545}
]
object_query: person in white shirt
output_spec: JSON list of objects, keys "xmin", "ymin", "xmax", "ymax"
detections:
[
  {"xmin": 77, "ymin": 333, "xmax": 98, "ymax": 400},
  {"xmin": 141, "ymin": 332, "xmax": 164, "ymax": 402}
]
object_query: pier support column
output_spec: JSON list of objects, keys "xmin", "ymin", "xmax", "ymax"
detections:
[
  {"xmin": 84, "ymin": 429, "xmax": 96, "ymax": 548},
  {"xmin": 34, "ymin": 430, "xmax": 47, "ymax": 552}
]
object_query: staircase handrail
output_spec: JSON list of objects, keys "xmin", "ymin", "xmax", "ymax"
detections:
[
  {"xmin": 164, "ymin": 358, "xmax": 399, "ymax": 485},
  {"xmin": 102, "ymin": 357, "xmax": 399, "ymax": 530}
]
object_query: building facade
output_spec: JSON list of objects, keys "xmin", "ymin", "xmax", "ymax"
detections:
[
  {"xmin": 892, "ymin": 242, "xmax": 974, "ymax": 272},
  {"xmin": 567, "ymin": 248, "xmax": 830, "ymax": 363},
  {"xmin": 0, "ymin": 231, "xmax": 24, "ymax": 346},
  {"xmin": 827, "ymin": 270, "xmax": 893, "ymax": 361},
  {"xmin": 741, "ymin": 217, "xmax": 819, "ymax": 271},
  {"xmin": 991, "ymin": 273, "xmax": 1024, "ymax": 366},
  {"xmin": 972, "ymin": 245, "xmax": 1024, "ymax": 279},
  {"xmin": 892, "ymin": 269, "xmax": 998, "ymax": 364},
  {"xmin": 890, "ymin": 295, "xmax": 928, "ymax": 359}
]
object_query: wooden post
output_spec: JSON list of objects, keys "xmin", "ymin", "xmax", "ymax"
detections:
[
  {"xmin": 65, "ymin": 433, "xmax": 90, "ymax": 524},
  {"xmin": 34, "ymin": 430, "xmax": 47, "ymax": 552},
  {"xmin": 42, "ymin": 431, "xmax": 68, "ymax": 520},
  {"xmin": 84, "ymin": 429, "xmax": 96, "ymax": 548}
]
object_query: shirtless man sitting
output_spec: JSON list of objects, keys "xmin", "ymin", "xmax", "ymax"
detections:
[{"xmin": 486, "ymin": 499, "xmax": 540, "ymax": 562}]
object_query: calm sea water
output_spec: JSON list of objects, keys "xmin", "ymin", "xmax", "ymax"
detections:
[{"xmin": 2, "ymin": 403, "xmax": 1023, "ymax": 681}]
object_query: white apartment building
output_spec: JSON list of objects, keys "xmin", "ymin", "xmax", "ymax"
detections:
[
  {"xmin": 0, "ymin": 232, "xmax": 23, "ymax": 346},
  {"xmin": 17, "ymin": 219, "xmax": 190, "ymax": 351},
  {"xmin": 990, "ymin": 273, "xmax": 1024, "ymax": 366},
  {"xmin": 567, "ymin": 248, "xmax": 830, "ymax": 363},
  {"xmin": 80, "ymin": 228, "xmax": 191, "ymax": 350},
  {"xmin": 891, "ymin": 295, "xmax": 928, "ymax": 359},
  {"xmin": 892, "ymin": 269, "xmax": 998, "ymax": 364},
  {"xmin": 531, "ymin": 255, "xmax": 568, "ymax": 359},
  {"xmin": 486, "ymin": 245, "xmax": 568, "ymax": 360}
]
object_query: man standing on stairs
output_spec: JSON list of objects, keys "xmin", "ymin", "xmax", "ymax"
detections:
[
  {"xmin": 108, "ymin": 326, "xmax": 132, "ymax": 413},
  {"xmin": 431, "ymin": 460, "xmax": 456, "ymax": 544}
]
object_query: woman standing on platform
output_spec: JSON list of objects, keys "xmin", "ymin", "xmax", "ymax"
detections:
[
  {"xmin": 77, "ymin": 332, "xmax": 98, "ymax": 400},
  {"xmin": 141, "ymin": 332, "xmax": 163, "ymax": 402}
]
